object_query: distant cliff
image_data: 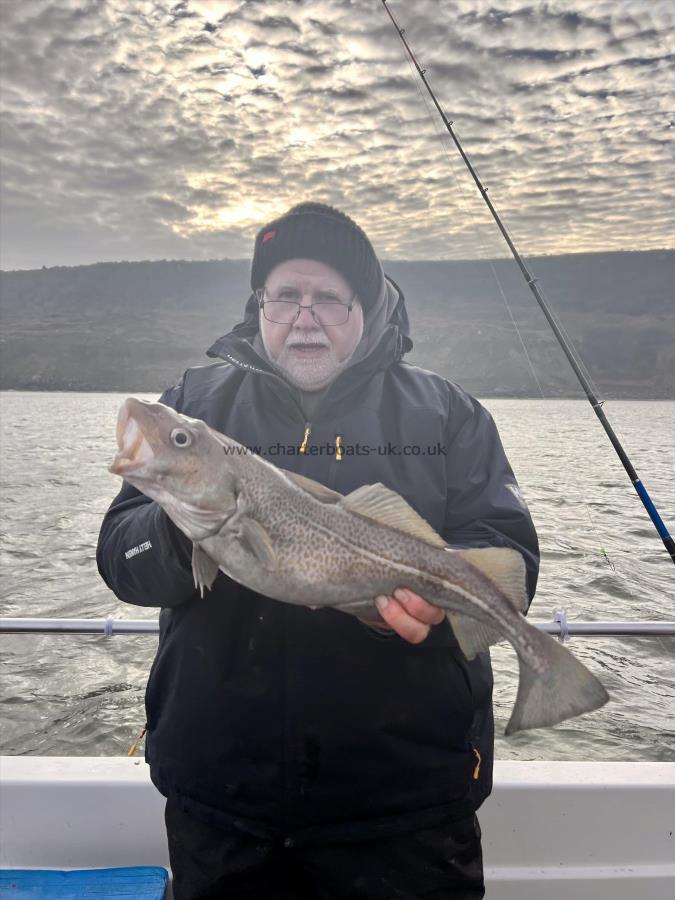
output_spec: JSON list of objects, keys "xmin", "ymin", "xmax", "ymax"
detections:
[{"xmin": 1, "ymin": 251, "xmax": 673, "ymax": 397}]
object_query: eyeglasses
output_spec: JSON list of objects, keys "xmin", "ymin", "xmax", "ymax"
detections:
[{"xmin": 256, "ymin": 287, "xmax": 356, "ymax": 327}]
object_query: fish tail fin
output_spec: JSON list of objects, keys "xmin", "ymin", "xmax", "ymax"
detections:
[{"xmin": 506, "ymin": 626, "xmax": 609, "ymax": 736}]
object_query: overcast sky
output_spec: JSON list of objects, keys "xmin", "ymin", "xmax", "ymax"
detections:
[{"xmin": 1, "ymin": 0, "xmax": 673, "ymax": 270}]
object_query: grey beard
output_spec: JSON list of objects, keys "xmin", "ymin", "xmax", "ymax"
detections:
[
  {"xmin": 262, "ymin": 330, "xmax": 356, "ymax": 392},
  {"xmin": 274, "ymin": 346, "xmax": 355, "ymax": 391}
]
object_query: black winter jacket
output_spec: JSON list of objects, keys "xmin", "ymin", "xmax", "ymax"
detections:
[{"xmin": 97, "ymin": 279, "xmax": 539, "ymax": 845}]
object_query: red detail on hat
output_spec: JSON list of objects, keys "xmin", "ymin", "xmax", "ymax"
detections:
[{"xmin": 262, "ymin": 230, "xmax": 277, "ymax": 243}]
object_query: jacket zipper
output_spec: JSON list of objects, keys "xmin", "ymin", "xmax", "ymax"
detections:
[
  {"xmin": 452, "ymin": 651, "xmax": 481, "ymax": 783},
  {"xmin": 297, "ymin": 426, "xmax": 344, "ymax": 466},
  {"xmin": 471, "ymin": 745, "xmax": 482, "ymax": 781},
  {"xmin": 127, "ymin": 723, "xmax": 147, "ymax": 757},
  {"xmin": 282, "ymin": 604, "xmax": 293, "ymax": 840}
]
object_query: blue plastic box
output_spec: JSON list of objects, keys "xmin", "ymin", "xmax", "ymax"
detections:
[{"xmin": 0, "ymin": 866, "xmax": 168, "ymax": 899}]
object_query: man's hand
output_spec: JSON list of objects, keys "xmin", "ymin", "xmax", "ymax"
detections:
[{"xmin": 360, "ymin": 588, "xmax": 445, "ymax": 644}]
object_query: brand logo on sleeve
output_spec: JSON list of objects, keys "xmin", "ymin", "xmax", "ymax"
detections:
[{"xmin": 125, "ymin": 540, "xmax": 153, "ymax": 560}]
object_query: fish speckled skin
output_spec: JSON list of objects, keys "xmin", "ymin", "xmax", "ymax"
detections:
[
  {"xmin": 202, "ymin": 449, "xmax": 527, "ymax": 632},
  {"xmin": 111, "ymin": 397, "xmax": 609, "ymax": 735}
]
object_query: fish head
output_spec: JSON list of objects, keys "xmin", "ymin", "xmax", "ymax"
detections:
[{"xmin": 109, "ymin": 398, "xmax": 240, "ymax": 540}]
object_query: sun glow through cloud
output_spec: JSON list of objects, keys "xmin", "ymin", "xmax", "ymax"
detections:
[{"xmin": 190, "ymin": 200, "xmax": 275, "ymax": 233}]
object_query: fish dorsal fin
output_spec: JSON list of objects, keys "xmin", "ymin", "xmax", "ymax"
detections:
[
  {"xmin": 458, "ymin": 547, "xmax": 528, "ymax": 612},
  {"xmin": 341, "ymin": 483, "xmax": 447, "ymax": 549},
  {"xmin": 284, "ymin": 470, "xmax": 344, "ymax": 504}
]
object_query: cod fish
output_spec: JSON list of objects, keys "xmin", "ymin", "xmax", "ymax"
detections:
[{"xmin": 110, "ymin": 398, "xmax": 609, "ymax": 735}]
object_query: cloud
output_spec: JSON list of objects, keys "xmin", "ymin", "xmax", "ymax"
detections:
[{"xmin": 0, "ymin": 0, "xmax": 673, "ymax": 270}]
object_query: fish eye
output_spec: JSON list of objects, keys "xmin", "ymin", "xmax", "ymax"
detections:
[{"xmin": 170, "ymin": 428, "xmax": 192, "ymax": 448}]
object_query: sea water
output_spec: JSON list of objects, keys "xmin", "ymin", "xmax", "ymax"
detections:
[{"xmin": 0, "ymin": 392, "xmax": 673, "ymax": 760}]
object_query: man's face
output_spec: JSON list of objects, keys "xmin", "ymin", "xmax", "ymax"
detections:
[{"xmin": 259, "ymin": 258, "xmax": 364, "ymax": 392}]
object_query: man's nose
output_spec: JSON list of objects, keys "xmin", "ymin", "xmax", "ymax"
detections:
[{"xmin": 295, "ymin": 304, "xmax": 318, "ymax": 326}]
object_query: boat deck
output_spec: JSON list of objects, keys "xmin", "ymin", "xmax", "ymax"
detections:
[{"xmin": 1, "ymin": 757, "xmax": 673, "ymax": 899}]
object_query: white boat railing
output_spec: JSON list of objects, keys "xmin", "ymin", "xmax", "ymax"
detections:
[
  {"xmin": 2, "ymin": 617, "xmax": 674, "ymax": 899},
  {"xmin": 1, "ymin": 615, "xmax": 674, "ymax": 638},
  {"xmin": 1, "ymin": 757, "xmax": 674, "ymax": 900}
]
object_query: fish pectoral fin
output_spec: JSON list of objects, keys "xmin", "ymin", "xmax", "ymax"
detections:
[
  {"xmin": 240, "ymin": 519, "xmax": 278, "ymax": 571},
  {"xmin": 284, "ymin": 470, "xmax": 344, "ymax": 504},
  {"xmin": 457, "ymin": 547, "xmax": 528, "ymax": 612},
  {"xmin": 341, "ymin": 484, "xmax": 446, "ymax": 549},
  {"xmin": 447, "ymin": 611, "xmax": 505, "ymax": 659},
  {"xmin": 192, "ymin": 544, "xmax": 220, "ymax": 598}
]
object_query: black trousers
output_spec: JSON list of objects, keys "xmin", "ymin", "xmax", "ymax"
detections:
[{"xmin": 165, "ymin": 798, "xmax": 485, "ymax": 900}]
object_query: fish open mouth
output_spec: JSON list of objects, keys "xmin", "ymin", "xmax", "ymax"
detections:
[{"xmin": 109, "ymin": 403, "xmax": 155, "ymax": 476}]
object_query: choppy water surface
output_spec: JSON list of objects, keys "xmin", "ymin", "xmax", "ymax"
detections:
[{"xmin": 0, "ymin": 392, "xmax": 673, "ymax": 760}]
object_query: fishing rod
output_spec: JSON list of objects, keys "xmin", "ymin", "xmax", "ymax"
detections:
[
  {"xmin": 2, "ymin": 616, "xmax": 675, "ymax": 639},
  {"xmin": 381, "ymin": 1, "xmax": 675, "ymax": 567}
]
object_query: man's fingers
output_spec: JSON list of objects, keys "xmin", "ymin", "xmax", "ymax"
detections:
[
  {"xmin": 375, "ymin": 595, "xmax": 430, "ymax": 644},
  {"xmin": 393, "ymin": 588, "xmax": 445, "ymax": 625},
  {"xmin": 365, "ymin": 588, "xmax": 444, "ymax": 644}
]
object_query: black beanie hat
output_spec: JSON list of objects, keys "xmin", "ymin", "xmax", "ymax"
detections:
[{"xmin": 250, "ymin": 202, "xmax": 383, "ymax": 309}]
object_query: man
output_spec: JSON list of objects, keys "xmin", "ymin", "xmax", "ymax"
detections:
[{"xmin": 97, "ymin": 202, "xmax": 539, "ymax": 899}]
